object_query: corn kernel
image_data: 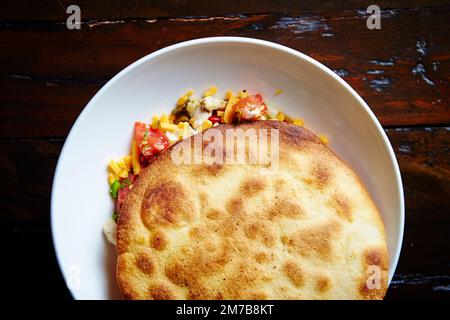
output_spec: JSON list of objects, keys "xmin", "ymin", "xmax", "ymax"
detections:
[
  {"xmin": 293, "ymin": 118, "xmax": 304, "ymax": 127},
  {"xmin": 160, "ymin": 113, "xmax": 169, "ymax": 123},
  {"xmin": 108, "ymin": 160, "xmax": 121, "ymax": 175},
  {"xmin": 131, "ymin": 140, "xmax": 141, "ymax": 174},
  {"xmin": 124, "ymin": 155, "xmax": 132, "ymax": 165},
  {"xmin": 185, "ymin": 89, "xmax": 194, "ymax": 97},
  {"xmin": 186, "ymin": 101, "xmax": 197, "ymax": 115},
  {"xmin": 201, "ymin": 119, "xmax": 213, "ymax": 131},
  {"xmin": 151, "ymin": 116, "xmax": 159, "ymax": 128},
  {"xmin": 123, "ymin": 155, "xmax": 132, "ymax": 171},
  {"xmin": 117, "ymin": 159, "xmax": 127, "ymax": 170},
  {"xmin": 160, "ymin": 122, "xmax": 179, "ymax": 132},
  {"xmin": 176, "ymin": 95, "xmax": 189, "ymax": 106},
  {"xmin": 318, "ymin": 134, "xmax": 329, "ymax": 144},
  {"xmin": 274, "ymin": 89, "xmax": 283, "ymax": 96},
  {"xmin": 275, "ymin": 112, "xmax": 285, "ymax": 121},
  {"xmin": 204, "ymin": 86, "xmax": 217, "ymax": 97},
  {"xmin": 108, "ymin": 173, "xmax": 116, "ymax": 185},
  {"xmin": 178, "ymin": 121, "xmax": 189, "ymax": 129},
  {"xmin": 237, "ymin": 90, "xmax": 248, "ymax": 99},
  {"xmin": 225, "ymin": 90, "xmax": 233, "ymax": 100},
  {"xmin": 118, "ymin": 169, "xmax": 128, "ymax": 179},
  {"xmin": 224, "ymin": 94, "xmax": 237, "ymax": 124}
]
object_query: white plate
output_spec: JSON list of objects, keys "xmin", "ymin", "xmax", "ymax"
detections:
[{"xmin": 51, "ymin": 37, "xmax": 404, "ymax": 300}]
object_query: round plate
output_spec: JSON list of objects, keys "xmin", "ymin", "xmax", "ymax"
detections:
[{"xmin": 51, "ymin": 37, "xmax": 404, "ymax": 300}]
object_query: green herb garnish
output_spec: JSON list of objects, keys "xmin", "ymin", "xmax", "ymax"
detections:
[
  {"xmin": 121, "ymin": 179, "xmax": 131, "ymax": 188},
  {"xmin": 109, "ymin": 180, "xmax": 121, "ymax": 199}
]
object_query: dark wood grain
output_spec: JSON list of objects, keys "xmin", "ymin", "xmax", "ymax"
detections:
[
  {"xmin": 1, "ymin": 7, "xmax": 449, "ymax": 138},
  {"xmin": 1, "ymin": 0, "xmax": 449, "ymax": 21},
  {"xmin": 0, "ymin": 78, "xmax": 100, "ymax": 138},
  {"xmin": 0, "ymin": 138, "xmax": 63, "ymax": 227},
  {"xmin": 0, "ymin": 128, "xmax": 448, "ymax": 297},
  {"xmin": 384, "ymin": 127, "xmax": 450, "ymax": 299}
]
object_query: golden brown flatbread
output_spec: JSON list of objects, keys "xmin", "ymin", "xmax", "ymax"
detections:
[{"xmin": 116, "ymin": 121, "xmax": 388, "ymax": 300}]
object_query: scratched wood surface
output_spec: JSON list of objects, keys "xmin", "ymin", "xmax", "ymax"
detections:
[{"xmin": 0, "ymin": 1, "xmax": 449, "ymax": 299}]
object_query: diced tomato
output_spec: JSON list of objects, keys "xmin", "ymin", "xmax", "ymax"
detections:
[
  {"xmin": 232, "ymin": 94, "xmax": 268, "ymax": 121},
  {"xmin": 140, "ymin": 154, "xmax": 152, "ymax": 168},
  {"xmin": 129, "ymin": 173, "xmax": 137, "ymax": 184},
  {"xmin": 208, "ymin": 114, "xmax": 222, "ymax": 123},
  {"xmin": 116, "ymin": 187, "xmax": 130, "ymax": 213},
  {"xmin": 134, "ymin": 122, "xmax": 169, "ymax": 158},
  {"xmin": 115, "ymin": 173, "xmax": 137, "ymax": 213}
]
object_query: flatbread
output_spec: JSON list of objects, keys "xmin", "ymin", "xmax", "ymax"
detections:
[{"xmin": 116, "ymin": 121, "xmax": 388, "ymax": 299}]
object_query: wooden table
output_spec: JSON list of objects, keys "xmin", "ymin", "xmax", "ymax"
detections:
[{"xmin": 1, "ymin": 1, "xmax": 448, "ymax": 299}]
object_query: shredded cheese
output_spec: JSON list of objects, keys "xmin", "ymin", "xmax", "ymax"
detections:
[
  {"xmin": 275, "ymin": 112, "xmax": 285, "ymax": 121},
  {"xmin": 160, "ymin": 113, "xmax": 169, "ymax": 124},
  {"xmin": 318, "ymin": 134, "xmax": 329, "ymax": 144},
  {"xmin": 108, "ymin": 160, "xmax": 121, "ymax": 175},
  {"xmin": 237, "ymin": 90, "xmax": 248, "ymax": 99},
  {"xmin": 108, "ymin": 173, "xmax": 116, "ymax": 185},
  {"xmin": 201, "ymin": 119, "xmax": 213, "ymax": 131},
  {"xmin": 151, "ymin": 116, "xmax": 159, "ymax": 128},
  {"xmin": 118, "ymin": 169, "xmax": 128, "ymax": 179},
  {"xmin": 160, "ymin": 122, "xmax": 179, "ymax": 132},
  {"xmin": 293, "ymin": 118, "xmax": 304, "ymax": 127},
  {"xmin": 224, "ymin": 92, "xmax": 237, "ymax": 124},
  {"xmin": 176, "ymin": 95, "xmax": 189, "ymax": 106},
  {"xmin": 204, "ymin": 86, "xmax": 217, "ymax": 97},
  {"xmin": 117, "ymin": 159, "xmax": 127, "ymax": 170},
  {"xmin": 131, "ymin": 140, "xmax": 141, "ymax": 174},
  {"xmin": 225, "ymin": 90, "xmax": 233, "ymax": 100}
]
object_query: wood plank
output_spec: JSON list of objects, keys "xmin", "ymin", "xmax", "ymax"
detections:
[
  {"xmin": 1, "ymin": 0, "xmax": 449, "ymax": 22},
  {"xmin": 0, "ymin": 78, "xmax": 101, "ymax": 138},
  {"xmin": 387, "ymin": 127, "xmax": 450, "ymax": 269},
  {"xmin": 0, "ymin": 128, "xmax": 449, "ymax": 298},
  {"xmin": 384, "ymin": 127, "xmax": 450, "ymax": 299},
  {"xmin": 0, "ymin": 138, "xmax": 63, "ymax": 226},
  {"xmin": 1, "ymin": 8, "xmax": 449, "ymax": 137}
]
